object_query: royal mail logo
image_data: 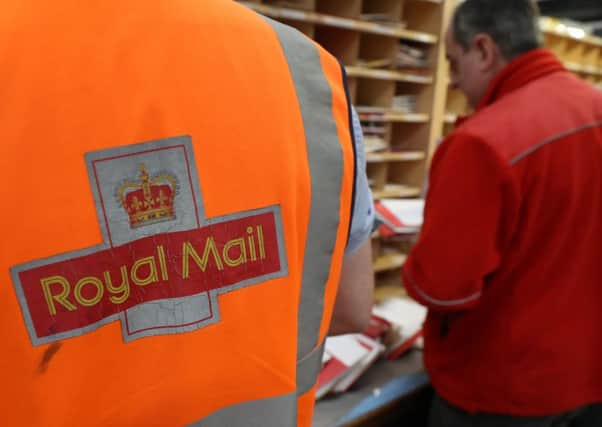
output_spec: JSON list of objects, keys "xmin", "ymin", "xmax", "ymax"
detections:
[{"xmin": 11, "ymin": 136, "xmax": 288, "ymax": 346}]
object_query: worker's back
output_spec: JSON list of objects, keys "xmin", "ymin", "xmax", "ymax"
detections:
[
  {"xmin": 423, "ymin": 55, "xmax": 602, "ymax": 414},
  {"xmin": 0, "ymin": 1, "xmax": 355, "ymax": 425}
]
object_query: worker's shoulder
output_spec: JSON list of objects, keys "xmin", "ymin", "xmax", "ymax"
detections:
[
  {"xmin": 458, "ymin": 72, "xmax": 602, "ymax": 164},
  {"xmin": 437, "ymin": 129, "xmax": 505, "ymax": 169}
]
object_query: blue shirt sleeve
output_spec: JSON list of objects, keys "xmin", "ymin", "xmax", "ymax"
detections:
[{"xmin": 345, "ymin": 106, "xmax": 375, "ymax": 255}]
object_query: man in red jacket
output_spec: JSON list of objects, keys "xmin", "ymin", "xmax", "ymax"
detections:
[{"xmin": 402, "ymin": 0, "xmax": 602, "ymax": 425}]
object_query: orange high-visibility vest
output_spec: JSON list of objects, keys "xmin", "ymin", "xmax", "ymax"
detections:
[{"xmin": 0, "ymin": 1, "xmax": 355, "ymax": 426}]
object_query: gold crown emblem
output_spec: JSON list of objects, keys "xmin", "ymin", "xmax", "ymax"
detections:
[{"xmin": 117, "ymin": 164, "xmax": 178, "ymax": 229}]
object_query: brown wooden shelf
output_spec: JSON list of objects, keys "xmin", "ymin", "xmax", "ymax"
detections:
[
  {"xmin": 240, "ymin": 2, "xmax": 438, "ymax": 44},
  {"xmin": 374, "ymin": 253, "xmax": 407, "ymax": 273},
  {"xmin": 374, "ymin": 283, "xmax": 408, "ymax": 303},
  {"xmin": 444, "ymin": 113, "xmax": 457, "ymax": 124},
  {"xmin": 366, "ymin": 151, "xmax": 426, "ymax": 163},
  {"xmin": 585, "ymin": 67, "xmax": 602, "ymax": 77},
  {"xmin": 539, "ymin": 17, "xmax": 602, "ymax": 48},
  {"xmin": 373, "ymin": 184, "xmax": 422, "ymax": 199},
  {"xmin": 345, "ymin": 66, "xmax": 433, "ymax": 84},
  {"xmin": 563, "ymin": 61, "xmax": 602, "ymax": 77},
  {"xmin": 385, "ymin": 112, "xmax": 430, "ymax": 123},
  {"xmin": 357, "ymin": 110, "xmax": 430, "ymax": 123}
]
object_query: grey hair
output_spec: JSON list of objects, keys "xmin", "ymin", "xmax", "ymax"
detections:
[{"xmin": 452, "ymin": 0, "xmax": 543, "ymax": 61}]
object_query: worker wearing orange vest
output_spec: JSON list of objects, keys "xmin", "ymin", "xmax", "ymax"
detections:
[{"xmin": 0, "ymin": 1, "xmax": 375, "ymax": 425}]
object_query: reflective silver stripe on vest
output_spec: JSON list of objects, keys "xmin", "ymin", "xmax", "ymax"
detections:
[
  {"xmin": 191, "ymin": 15, "xmax": 346, "ymax": 426},
  {"xmin": 266, "ymin": 17, "xmax": 345, "ymax": 389},
  {"xmin": 297, "ymin": 341, "xmax": 326, "ymax": 395},
  {"xmin": 188, "ymin": 392, "xmax": 297, "ymax": 427},
  {"xmin": 266, "ymin": 16, "xmax": 345, "ymax": 393}
]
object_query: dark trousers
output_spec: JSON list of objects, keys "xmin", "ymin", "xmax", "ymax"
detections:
[{"xmin": 429, "ymin": 394, "xmax": 602, "ymax": 427}]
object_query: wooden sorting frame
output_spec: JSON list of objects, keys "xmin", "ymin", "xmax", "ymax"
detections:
[{"xmin": 237, "ymin": 0, "xmax": 453, "ymax": 290}]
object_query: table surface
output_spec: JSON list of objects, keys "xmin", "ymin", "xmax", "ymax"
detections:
[{"xmin": 312, "ymin": 350, "xmax": 428, "ymax": 427}]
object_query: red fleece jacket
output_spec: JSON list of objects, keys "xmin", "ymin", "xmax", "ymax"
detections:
[{"xmin": 403, "ymin": 49, "xmax": 602, "ymax": 415}]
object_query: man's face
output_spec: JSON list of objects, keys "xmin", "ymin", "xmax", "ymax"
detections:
[{"xmin": 445, "ymin": 27, "xmax": 492, "ymax": 108}]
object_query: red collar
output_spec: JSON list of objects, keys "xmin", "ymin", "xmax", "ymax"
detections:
[
  {"xmin": 476, "ymin": 48, "xmax": 566, "ymax": 110},
  {"xmin": 454, "ymin": 49, "xmax": 566, "ymax": 127}
]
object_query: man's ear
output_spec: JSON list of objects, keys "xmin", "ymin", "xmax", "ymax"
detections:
[{"xmin": 473, "ymin": 33, "xmax": 500, "ymax": 72}]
